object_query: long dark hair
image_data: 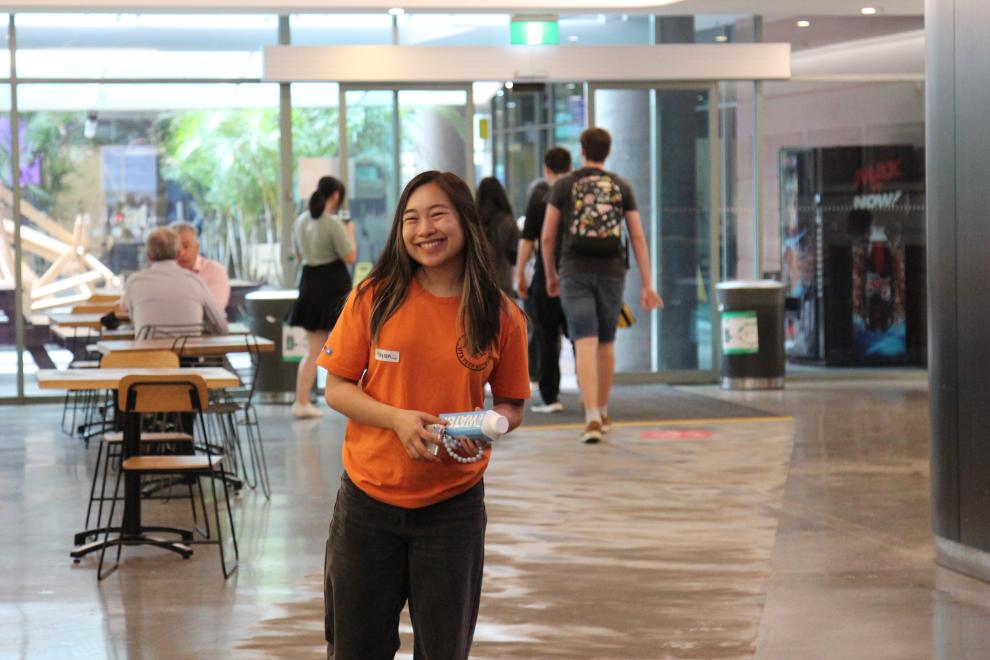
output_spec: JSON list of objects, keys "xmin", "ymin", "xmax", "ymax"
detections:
[
  {"xmin": 475, "ymin": 176, "xmax": 513, "ymax": 226},
  {"xmin": 308, "ymin": 176, "xmax": 347, "ymax": 219},
  {"xmin": 357, "ymin": 171, "xmax": 505, "ymax": 355}
]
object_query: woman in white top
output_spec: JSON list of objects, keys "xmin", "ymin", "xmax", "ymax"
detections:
[{"xmin": 288, "ymin": 176, "xmax": 358, "ymax": 418}]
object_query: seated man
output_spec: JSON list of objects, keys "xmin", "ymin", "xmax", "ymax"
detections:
[
  {"xmin": 172, "ymin": 222, "xmax": 231, "ymax": 310},
  {"xmin": 122, "ymin": 227, "xmax": 229, "ymax": 338}
]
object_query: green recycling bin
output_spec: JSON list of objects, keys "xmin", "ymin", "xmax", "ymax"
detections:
[{"xmin": 716, "ymin": 280, "xmax": 785, "ymax": 390}]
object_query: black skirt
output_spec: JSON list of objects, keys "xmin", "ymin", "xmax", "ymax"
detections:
[{"xmin": 287, "ymin": 260, "xmax": 352, "ymax": 332}]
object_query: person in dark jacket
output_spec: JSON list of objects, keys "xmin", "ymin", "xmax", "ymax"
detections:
[{"xmin": 475, "ymin": 177, "xmax": 520, "ymax": 296}]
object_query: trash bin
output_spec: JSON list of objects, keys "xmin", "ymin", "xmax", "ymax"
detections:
[
  {"xmin": 716, "ymin": 280, "xmax": 785, "ymax": 390},
  {"xmin": 245, "ymin": 289, "xmax": 299, "ymax": 403}
]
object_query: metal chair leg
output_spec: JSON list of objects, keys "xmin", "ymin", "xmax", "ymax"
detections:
[{"xmin": 97, "ymin": 468, "xmax": 124, "ymax": 581}]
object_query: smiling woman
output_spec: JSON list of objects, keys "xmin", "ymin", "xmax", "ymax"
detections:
[{"xmin": 316, "ymin": 169, "xmax": 529, "ymax": 657}]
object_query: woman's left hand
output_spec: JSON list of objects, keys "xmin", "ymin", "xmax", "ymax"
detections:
[{"xmin": 453, "ymin": 436, "xmax": 484, "ymax": 456}]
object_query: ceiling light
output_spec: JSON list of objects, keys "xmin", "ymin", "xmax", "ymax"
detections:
[
  {"xmin": 387, "ymin": 7, "xmax": 404, "ymax": 16},
  {"xmin": 861, "ymin": 7, "xmax": 878, "ymax": 15},
  {"xmin": 796, "ymin": 20, "xmax": 811, "ymax": 28},
  {"xmin": 715, "ymin": 35, "xmax": 728, "ymax": 42},
  {"xmin": 505, "ymin": 81, "xmax": 514, "ymax": 89}
]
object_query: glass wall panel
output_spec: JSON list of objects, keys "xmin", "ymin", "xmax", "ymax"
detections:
[
  {"xmin": 0, "ymin": 16, "xmax": 9, "ymax": 80},
  {"xmin": 0, "ymin": 83, "xmax": 16, "ymax": 396},
  {"xmin": 398, "ymin": 14, "xmax": 509, "ymax": 46},
  {"xmin": 396, "ymin": 89, "xmax": 468, "ymax": 186},
  {"xmin": 559, "ymin": 14, "xmax": 651, "ymax": 45},
  {"xmin": 342, "ymin": 88, "xmax": 470, "ymax": 266},
  {"xmin": 344, "ymin": 89, "xmax": 397, "ymax": 266},
  {"xmin": 694, "ymin": 15, "xmax": 751, "ymax": 43},
  {"xmin": 14, "ymin": 82, "xmax": 280, "ymax": 396},
  {"xmin": 472, "ymin": 82, "xmax": 500, "ymax": 184},
  {"xmin": 550, "ymin": 82, "xmax": 584, "ymax": 159},
  {"xmin": 15, "ymin": 14, "xmax": 277, "ymax": 79},
  {"xmin": 489, "ymin": 82, "xmax": 586, "ymax": 221},
  {"xmin": 290, "ymin": 82, "xmax": 340, "ymax": 208},
  {"xmin": 290, "ymin": 14, "xmax": 393, "ymax": 45},
  {"xmin": 593, "ymin": 86, "xmax": 714, "ymax": 374},
  {"xmin": 492, "ymin": 85, "xmax": 545, "ymax": 221}
]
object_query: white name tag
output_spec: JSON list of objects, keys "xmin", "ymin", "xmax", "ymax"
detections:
[{"xmin": 375, "ymin": 348, "xmax": 400, "ymax": 363}]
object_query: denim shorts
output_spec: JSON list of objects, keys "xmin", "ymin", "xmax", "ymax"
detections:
[{"xmin": 559, "ymin": 272, "xmax": 626, "ymax": 343}]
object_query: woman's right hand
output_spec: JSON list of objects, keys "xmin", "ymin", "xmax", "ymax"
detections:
[{"xmin": 391, "ymin": 409, "xmax": 445, "ymax": 462}]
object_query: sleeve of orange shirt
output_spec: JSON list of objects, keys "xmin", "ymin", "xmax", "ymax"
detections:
[
  {"xmin": 315, "ymin": 287, "xmax": 370, "ymax": 382},
  {"xmin": 489, "ymin": 303, "xmax": 532, "ymax": 401}
]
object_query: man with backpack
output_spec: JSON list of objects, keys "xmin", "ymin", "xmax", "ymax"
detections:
[{"xmin": 541, "ymin": 127, "xmax": 663, "ymax": 443}]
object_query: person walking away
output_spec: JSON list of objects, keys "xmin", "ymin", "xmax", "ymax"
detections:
[
  {"xmin": 541, "ymin": 128, "xmax": 663, "ymax": 443},
  {"xmin": 475, "ymin": 176, "xmax": 520, "ymax": 296},
  {"xmin": 318, "ymin": 170, "xmax": 529, "ymax": 659},
  {"xmin": 516, "ymin": 146, "xmax": 572, "ymax": 413},
  {"xmin": 288, "ymin": 176, "xmax": 357, "ymax": 419}
]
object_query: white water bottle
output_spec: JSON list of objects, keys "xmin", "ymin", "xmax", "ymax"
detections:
[{"xmin": 439, "ymin": 410, "xmax": 509, "ymax": 443}]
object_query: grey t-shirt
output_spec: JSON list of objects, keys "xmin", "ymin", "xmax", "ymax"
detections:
[
  {"xmin": 547, "ymin": 166, "xmax": 637, "ymax": 278},
  {"xmin": 292, "ymin": 212, "xmax": 354, "ymax": 267}
]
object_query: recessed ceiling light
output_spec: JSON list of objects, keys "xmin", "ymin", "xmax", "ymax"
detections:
[
  {"xmin": 387, "ymin": 7, "xmax": 404, "ymax": 16},
  {"xmin": 715, "ymin": 35, "xmax": 728, "ymax": 42},
  {"xmin": 796, "ymin": 20, "xmax": 811, "ymax": 28},
  {"xmin": 505, "ymin": 81, "xmax": 514, "ymax": 89},
  {"xmin": 861, "ymin": 7, "xmax": 878, "ymax": 14}
]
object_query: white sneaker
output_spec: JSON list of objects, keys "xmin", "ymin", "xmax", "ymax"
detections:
[
  {"xmin": 531, "ymin": 401, "xmax": 564, "ymax": 414},
  {"xmin": 292, "ymin": 402, "xmax": 323, "ymax": 419}
]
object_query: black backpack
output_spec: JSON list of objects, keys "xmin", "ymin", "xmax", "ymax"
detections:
[{"xmin": 567, "ymin": 172, "xmax": 625, "ymax": 257}]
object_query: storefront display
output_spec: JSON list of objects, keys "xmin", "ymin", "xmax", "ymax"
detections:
[{"xmin": 780, "ymin": 145, "xmax": 926, "ymax": 366}]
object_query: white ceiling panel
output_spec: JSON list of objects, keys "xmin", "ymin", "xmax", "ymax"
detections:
[{"xmin": 1, "ymin": 1, "xmax": 923, "ymax": 16}]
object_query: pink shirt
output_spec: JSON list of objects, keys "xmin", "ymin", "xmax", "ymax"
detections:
[{"xmin": 192, "ymin": 255, "xmax": 231, "ymax": 309}]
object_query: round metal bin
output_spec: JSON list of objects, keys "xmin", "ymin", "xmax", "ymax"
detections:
[
  {"xmin": 245, "ymin": 289, "xmax": 298, "ymax": 403},
  {"xmin": 716, "ymin": 280, "xmax": 785, "ymax": 390}
]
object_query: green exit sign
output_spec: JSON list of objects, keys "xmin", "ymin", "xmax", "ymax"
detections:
[{"xmin": 510, "ymin": 19, "xmax": 559, "ymax": 45}]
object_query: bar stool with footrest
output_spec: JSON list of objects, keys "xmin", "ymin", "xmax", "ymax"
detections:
[
  {"xmin": 82, "ymin": 350, "xmax": 199, "ymax": 539},
  {"xmin": 97, "ymin": 374, "xmax": 238, "ymax": 580}
]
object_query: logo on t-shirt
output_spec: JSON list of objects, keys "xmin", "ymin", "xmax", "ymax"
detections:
[
  {"xmin": 375, "ymin": 348, "xmax": 400, "ymax": 363},
  {"xmin": 455, "ymin": 335, "xmax": 492, "ymax": 372}
]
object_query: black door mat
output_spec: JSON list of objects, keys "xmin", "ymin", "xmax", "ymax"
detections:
[{"xmin": 518, "ymin": 383, "xmax": 778, "ymax": 427}]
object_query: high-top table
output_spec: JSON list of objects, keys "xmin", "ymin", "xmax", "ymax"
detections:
[
  {"xmin": 99, "ymin": 322, "xmax": 250, "ymax": 340},
  {"xmin": 36, "ymin": 367, "xmax": 241, "ymax": 561},
  {"xmin": 95, "ymin": 334, "xmax": 274, "ymax": 357}
]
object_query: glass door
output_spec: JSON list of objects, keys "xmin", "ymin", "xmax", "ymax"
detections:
[
  {"xmin": 589, "ymin": 83, "xmax": 720, "ymax": 379},
  {"xmin": 490, "ymin": 82, "xmax": 585, "ymax": 221},
  {"xmin": 340, "ymin": 85, "xmax": 471, "ymax": 266}
]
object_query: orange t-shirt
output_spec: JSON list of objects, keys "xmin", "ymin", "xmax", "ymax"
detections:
[{"xmin": 316, "ymin": 278, "xmax": 530, "ymax": 508}]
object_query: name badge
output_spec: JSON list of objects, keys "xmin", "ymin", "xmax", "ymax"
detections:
[{"xmin": 375, "ymin": 348, "xmax": 400, "ymax": 363}]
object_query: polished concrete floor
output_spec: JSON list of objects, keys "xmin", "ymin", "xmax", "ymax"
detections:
[{"xmin": 2, "ymin": 373, "xmax": 990, "ymax": 658}]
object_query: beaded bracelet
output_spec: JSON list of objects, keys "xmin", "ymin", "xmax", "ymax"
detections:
[{"xmin": 429, "ymin": 425, "xmax": 488, "ymax": 463}]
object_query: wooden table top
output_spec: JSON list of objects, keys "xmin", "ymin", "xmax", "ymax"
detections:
[
  {"xmin": 95, "ymin": 334, "xmax": 274, "ymax": 357},
  {"xmin": 49, "ymin": 312, "xmax": 130, "ymax": 328},
  {"xmin": 36, "ymin": 367, "xmax": 241, "ymax": 391},
  {"xmin": 99, "ymin": 322, "xmax": 251, "ymax": 340}
]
